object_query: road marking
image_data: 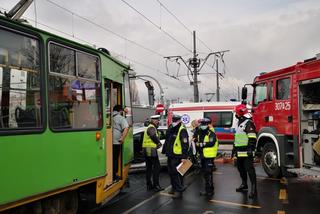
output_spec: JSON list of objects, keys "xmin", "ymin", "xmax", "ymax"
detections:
[
  {"xmin": 209, "ymin": 199, "xmax": 261, "ymax": 209},
  {"xmin": 280, "ymin": 177, "xmax": 288, "ymax": 185},
  {"xmin": 160, "ymin": 192, "xmax": 174, "ymax": 197},
  {"xmin": 202, "ymin": 211, "xmax": 215, "ymax": 214},
  {"xmin": 122, "ymin": 193, "xmax": 161, "ymax": 214},
  {"xmin": 122, "ymin": 171, "xmax": 196, "ymax": 213},
  {"xmin": 122, "ymin": 185, "xmax": 172, "ymax": 214},
  {"xmin": 213, "ymin": 172, "xmax": 223, "ymax": 175},
  {"xmin": 277, "ymin": 210, "xmax": 285, "ymax": 214},
  {"xmin": 257, "ymin": 176, "xmax": 281, "ymax": 181},
  {"xmin": 279, "ymin": 189, "xmax": 287, "ymax": 200}
]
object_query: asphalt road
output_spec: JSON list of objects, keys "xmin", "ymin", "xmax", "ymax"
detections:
[{"xmin": 94, "ymin": 162, "xmax": 320, "ymax": 214}]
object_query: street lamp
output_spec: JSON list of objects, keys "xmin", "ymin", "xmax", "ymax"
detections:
[{"xmin": 144, "ymin": 81, "xmax": 155, "ymax": 106}]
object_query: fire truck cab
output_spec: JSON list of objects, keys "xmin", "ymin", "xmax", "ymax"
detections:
[{"xmin": 242, "ymin": 54, "xmax": 320, "ymax": 178}]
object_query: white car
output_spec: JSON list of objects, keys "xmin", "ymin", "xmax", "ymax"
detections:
[{"xmin": 131, "ymin": 125, "xmax": 167, "ymax": 169}]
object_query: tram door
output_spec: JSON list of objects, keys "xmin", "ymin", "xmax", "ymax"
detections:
[{"xmin": 104, "ymin": 79, "xmax": 123, "ymax": 186}]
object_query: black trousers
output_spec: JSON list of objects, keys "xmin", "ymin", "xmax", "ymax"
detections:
[
  {"xmin": 145, "ymin": 156, "xmax": 161, "ymax": 186},
  {"xmin": 236, "ymin": 157, "xmax": 257, "ymax": 185},
  {"xmin": 113, "ymin": 145, "xmax": 121, "ymax": 179},
  {"xmin": 201, "ymin": 158, "xmax": 214, "ymax": 194},
  {"xmin": 167, "ymin": 157, "xmax": 185, "ymax": 192}
]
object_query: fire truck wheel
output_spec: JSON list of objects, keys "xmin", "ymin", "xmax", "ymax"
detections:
[{"xmin": 262, "ymin": 142, "xmax": 281, "ymax": 178}]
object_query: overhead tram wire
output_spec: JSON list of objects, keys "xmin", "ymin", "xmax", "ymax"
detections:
[
  {"xmin": 45, "ymin": 0, "xmax": 191, "ymax": 82},
  {"xmin": 0, "ymin": 6, "xmax": 95, "ymax": 46},
  {"xmin": 0, "ymin": 6, "xmax": 187, "ymax": 85},
  {"xmin": 120, "ymin": 0, "xmax": 192, "ymax": 53},
  {"xmin": 155, "ymin": 0, "xmax": 212, "ymax": 52},
  {"xmin": 45, "ymin": 0, "xmax": 193, "ymax": 83},
  {"xmin": 46, "ymin": 0, "xmax": 164, "ymax": 58},
  {"xmin": 125, "ymin": 55, "xmax": 189, "ymax": 85}
]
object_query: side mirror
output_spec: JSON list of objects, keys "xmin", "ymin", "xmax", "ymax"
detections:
[{"xmin": 241, "ymin": 87, "xmax": 248, "ymax": 100}]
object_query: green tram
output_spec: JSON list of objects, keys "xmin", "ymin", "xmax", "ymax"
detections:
[{"xmin": 0, "ymin": 14, "xmax": 133, "ymax": 213}]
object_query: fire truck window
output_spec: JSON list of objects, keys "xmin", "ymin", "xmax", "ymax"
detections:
[
  {"xmin": 253, "ymin": 83, "xmax": 267, "ymax": 106},
  {"xmin": 276, "ymin": 78, "xmax": 290, "ymax": 100},
  {"xmin": 268, "ymin": 82, "xmax": 273, "ymax": 101}
]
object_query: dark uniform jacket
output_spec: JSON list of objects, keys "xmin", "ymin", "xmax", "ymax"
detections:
[
  {"xmin": 162, "ymin": 123, "xmax": 189, "ymax": 159},
  {"xmin": 196, "ymin": 128, "xmax": 217, "ymax": 159}
]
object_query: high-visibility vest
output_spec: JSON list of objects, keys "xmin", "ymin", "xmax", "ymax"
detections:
[
  {"xmin": 234, "ymin": 119, "xmax": 257, "ymax": 147},
  {"xmin": 199, "ymin": 129, "xmax": 219, "ymax": 158},
  {"xmin": 173, "ymin": 125, "xmax": 186, "ymax": 155},
  {"xmin": 142, "ymin": 124, "xmax": 158, "ymax": 148}
]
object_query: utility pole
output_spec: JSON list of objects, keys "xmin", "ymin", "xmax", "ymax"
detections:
[
  {"xmin": 216, "ymin": 58, "xmax": 220, "ymax": 101},
  {"xmin": 164, "ymin": 31, "xmax": 229, "ymax": 103},
  {"xmin": 192, "ymin": 31, "xmax": 199, "ymax": 102}
]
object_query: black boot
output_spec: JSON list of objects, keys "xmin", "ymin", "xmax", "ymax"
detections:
[
  {"xmin": 236, "ymin": 183, "xmax": 248, "ymax": 192},
  {"xmin": 168, "ymin": 188, "xmax": 175, "ymax": 194},
  {"xmin": 153, "ymin": 185, "xmax": 164, "ymax": 192},
  {"xmin": 172, "ymin": 192, "xmax": 182, "ymax": 199},
  {"xmin": 147, "ymin": 184, "xmax": 153, "ymax": 191},
  {"xmin": 199, "ymin": 190, "xmax": 207, "ymax": 196},
  {"xmin": 248, "ymin": 183, "xmax": 257, "ymax": 198},
  {"xmin": 206, "ymin": 191, "xmax": 214, "ymax": 200}
]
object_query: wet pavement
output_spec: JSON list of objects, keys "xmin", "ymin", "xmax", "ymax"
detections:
[{"xmin": 94, "ymin": 162, "xmax": 320, "ymax": 214}]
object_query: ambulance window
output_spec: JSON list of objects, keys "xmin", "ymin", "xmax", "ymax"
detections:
[
  {"xmin": 253, "ymin": 83, "xmax": 267, "ymax": 106},
  {"xmin": 203, "ymin": 111, "xmax": 233, "ymax": 128},
  {"xmin": 276, "ymin": 78, "xmax": 290, "ymax": 100},
  {"xmin": 268, "ymin": 82, "xmax": 273, "ymax": 101}
]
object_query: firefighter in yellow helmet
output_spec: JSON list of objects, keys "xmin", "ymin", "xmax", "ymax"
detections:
[{"xmin": 195, "ymin": 118, "xmax": 219, "ymax": 199}]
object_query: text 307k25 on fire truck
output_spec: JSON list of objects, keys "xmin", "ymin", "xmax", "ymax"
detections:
[{"xmin": 242, "ymin": 53, "xmax": 320, "ymax": 178}]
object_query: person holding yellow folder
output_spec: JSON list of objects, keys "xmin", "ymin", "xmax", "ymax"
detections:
[{"xmin": 162, "ymin": 114, "xmax": 189, "ymax": 199}]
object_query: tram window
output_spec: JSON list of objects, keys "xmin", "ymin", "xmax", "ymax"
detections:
[
  {"xmin": 124, "ymin": 72, "xmax": 133, "ymax": 126},
  {"xmin": 105, "ymin": 80, "xmax": 112, "ymax": 127},
  {"xmin": 49, "ymin": 43, "xmax": 75, "ymax": 76},
  {"xmin": 77, "ymin": 52, "xmax": 99, "ymax": 80},
  {"xmin": 0, "ymin": 28, "xmax": 41, "ymax": 130},
  {"xmin": 48, "ymin": 43, "xmax": 102, "ymax": 130},
  {"xmin": 276, "ymin": 78, "xmax": 290, "ymax": 100}
]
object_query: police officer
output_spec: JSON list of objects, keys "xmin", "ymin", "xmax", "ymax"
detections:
[
  {"xmin": 142, "ymin": 115, "xmax": 163, "ymax": 192},
  {"xmin": 162, "ymin": 114, "xmax": 189, "ymax": 198},
  {"xmin": 195, "ymin": 118, "xmax": 219, "ymax": 198},
  {"xmin": 233, "ymin": 104, "xmax": 258, "ymax": 198}
]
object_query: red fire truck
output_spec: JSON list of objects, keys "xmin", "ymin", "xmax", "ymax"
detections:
[{"xmin": 242, "ymin": 54, "xmax": 320, "ymax": 178}]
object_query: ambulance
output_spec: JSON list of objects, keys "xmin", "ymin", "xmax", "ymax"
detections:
[{"xmin": 167, "ymin": 102, "xmax": 240, "ymax": 150}]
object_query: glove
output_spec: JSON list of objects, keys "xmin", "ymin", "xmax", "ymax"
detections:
[{"xmin": 247, "ymin": 148, "xmax": 254, "ymax": 157}]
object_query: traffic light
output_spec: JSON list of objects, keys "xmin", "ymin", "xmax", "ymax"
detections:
[{"xmin": 145, "ymin": 81, "xmax": 155, "ymax": 106}]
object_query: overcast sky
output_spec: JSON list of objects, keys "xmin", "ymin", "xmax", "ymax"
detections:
[{"xmin": 1, "ymin": 0, "xmax": 320, "ymax": 104}]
